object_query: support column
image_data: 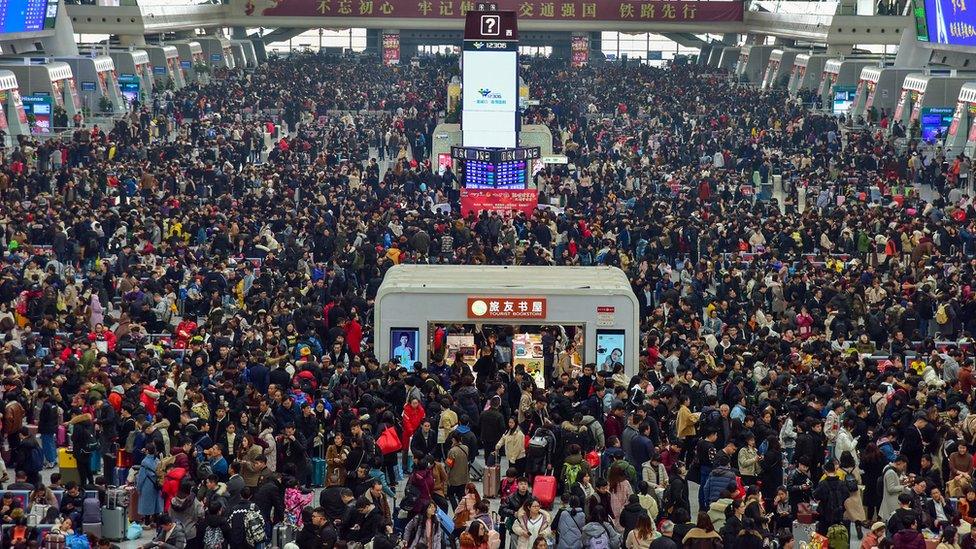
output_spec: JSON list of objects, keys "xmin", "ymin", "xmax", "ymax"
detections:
[
  {"xmin": 894, "ymin": 27, "xmax": 930, "ymax": 67},
  {"xmin": 42, "ymin": 0, "xmax": 78, "ymax": 56},
  {"xmin": 549, "ymin": 31, "xmax": 572, "ymax": 59},
  {"xmin": 590, "ymin": 31, "xmax": 602, "ymax": 60},
  {"xmin": 366, "ymin": 28, "xmax": 380, "ymax": 55}
]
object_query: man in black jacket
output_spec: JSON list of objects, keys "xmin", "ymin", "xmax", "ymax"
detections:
[
  {"xmin": 252, "ymin": 475, "xmax": 284, "ymax": 527},
  {"xmin": 36, "ymin": 392, "xmax": 59, "ymax": 469},
  {"xmin": 409, "ymin": 419, "xmax": 438, "ymax": 461},
  {"xmin": 812, "ymin": 462, "xmax": 852, "ymax": 535},
  {"xmin": 296, "ymin": 507, "xmax": 336, "ymax": 548},
  {"xmin": 341, "ymin": 496, "xmax": 381, "ymax": 544},
  {"xmin": 228, "ymin": 488, "xmax": 264, "ymax": 549},
  {"xmin": 319, "ymin": 486, "xmax": 354, "ymax": 523}
]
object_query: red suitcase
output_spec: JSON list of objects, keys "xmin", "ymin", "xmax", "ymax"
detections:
[{"xmin": 532, "ymin": 475, "xmax": 557, "ymax": 509}]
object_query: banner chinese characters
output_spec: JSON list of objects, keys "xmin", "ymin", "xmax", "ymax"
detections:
[
  {"xmin": 247, "ymin": 0, "xmax": 744, "ymax": 22},
  {"xmin": 460, "ymin": 188, "xmax": 538, "ymax": 217},
  {"xmin": 571, "ymin": 34, "xmax": 589, "ymax": 67},
  {"xmin": 382, "ymin": 32, "xmax": 400, "ymax": 65}
]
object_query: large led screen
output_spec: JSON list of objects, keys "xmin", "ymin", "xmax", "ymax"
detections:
[
  {"xmin": 919, "ymin": 0, "xmax": 976, "ymax": 46},
  {"xmin": 0, "ymin": 0, "xmax": 58, "ymax": 34},
  {"xmin": 462, "ymin": 50, "xmax": 517, "ymax": 113}
]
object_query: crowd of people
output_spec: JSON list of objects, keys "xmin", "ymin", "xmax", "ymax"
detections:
[{"xmin": 0, "ymin": 48, "xmax": 974, "ymax": 549}]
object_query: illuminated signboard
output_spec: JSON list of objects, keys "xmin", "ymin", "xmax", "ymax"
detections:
[{"xmin": 0, "ymin": 0, "xmax": 58, "ymax": 34}]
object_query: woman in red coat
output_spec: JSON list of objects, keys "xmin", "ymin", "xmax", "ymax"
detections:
[
  {"xmin": 402, "ymin": 397, "xmax": 426, "ymax": 468},
  {"xmin": 161, "ymin": 466, "xmax": 187, "ymax": 511}
]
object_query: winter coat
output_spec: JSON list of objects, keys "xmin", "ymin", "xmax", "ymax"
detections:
[
  {"xmin": 553, "ymin": 507, "xmax": 586, "ymax": 549},
  {"xmin": 682, "ymin": 528, "xmax": 724, "ymax": 549},
  {"xmin": 137, "ymin": 454, "xmax": 165, "ymax": 515},
  {"xmin": 703, "ymin": 466, "xmax": 738, "ymax": 506}
]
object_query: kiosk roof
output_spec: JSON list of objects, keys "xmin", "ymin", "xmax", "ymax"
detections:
[{"xmin": 378, "ymin": 265, "xmax": 633, "ymax": 295}]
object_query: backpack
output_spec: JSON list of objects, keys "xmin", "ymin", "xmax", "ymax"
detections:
[
  {"xmin": 562, "ymin": 462, "xmax": 583, "ymax": 488},
  {"xmin": 876, "ymin": 465, "xmax": 893, "ymax": 499},
  {"xmin": 233, "ymin": 505, "xmax": 267, "ymax": 545},
  {"xmin": 587, "ymin": 523, "xmax": 613, "ymax": 549},
  {"xmin": 936, "ymin": 304, "xmax": 949, "ymax": 324},
  {"xmin": 203, "ymin": 525, "xmax": 225, "ymax": 547},
  {"xmin": 827, "ymin": 523, "xmax": 849, "ymax": 549}
]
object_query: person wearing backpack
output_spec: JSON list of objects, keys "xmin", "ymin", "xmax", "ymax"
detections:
[
  {"xmin": 561, "ymin": 444, "xmax": 591, "ymax": 499},
  {"xmin": 581, "ymin": 504, "xmax": 622, "ymax": 549},
  {"xmin": 553, "ymin": 496, "xmax": 586, "ymax": 549},
  {"xmin": 813, "ymin": 462, "xmax": 853, "ymax": 537},
  {"xmin": 227, "ymin": 487, "xmax": 267, "ymax": 549}
]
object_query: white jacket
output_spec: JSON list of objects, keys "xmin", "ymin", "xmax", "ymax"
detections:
[{"xmin": 834, "ymin": 428, "xmax": 858, "ymax": 464}]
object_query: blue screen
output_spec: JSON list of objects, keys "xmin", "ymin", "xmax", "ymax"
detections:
[
  {"xmin": 463, "ymin": 159, "xmax": 527, "ymax": 189},
  {"xmin": 921, "ymin": 107, "xmax": 954, "ymax": 141},
  {"xmin": 923, "ymin": 0, "xmax": 976, "ymax": 45},
  {"xmin": 0, "ymin": 0, "xmax": 57, "ymax": 34}
]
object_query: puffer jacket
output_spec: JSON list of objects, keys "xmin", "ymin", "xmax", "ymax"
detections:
[
  {"xmin": 553, "ymin": 507, "xmax": 585, "ymax": 549},
  {"xmin": 703, "ymin": 466, "xmax": 738, "ymax": 505}
]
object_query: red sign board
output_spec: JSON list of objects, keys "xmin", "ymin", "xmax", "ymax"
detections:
[
  {"xmin": 250, "ymin": 0, "xmax": 744, "ymax": 22},
  {"xmin": 382, "ymin": 32, "xmax": 400, "ymax": 65},
  {"xmin": 571, "ymin": 34, "xmax": 588, "ymax": 67},
  {"xmin": 460, "ymin": 188, "xmax": 538, "ymax": 216},
  {"xmin": 468, "ymin": 297, "xmax": 547, "ymax": 319}
]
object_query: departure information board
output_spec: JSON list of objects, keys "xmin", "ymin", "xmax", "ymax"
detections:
[{"xmin": 0, "ymin": 0, "xmax": 58, "ymax": 33}]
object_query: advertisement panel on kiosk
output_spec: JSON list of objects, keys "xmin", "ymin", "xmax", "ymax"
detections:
[
  {"xmin": 596, "ymin": 329, "xmax": 625, "ymax": 373},
  {"xmin": 921, "ymin": 107, "xmax": 955, "ymax": 141},
  {"xmin": 462, "ymin": 44, "xmax": 518, "ymax": 148},
  {"xmin": 390, "ymin": 328, "xmax": 419, "ymax": 370}
]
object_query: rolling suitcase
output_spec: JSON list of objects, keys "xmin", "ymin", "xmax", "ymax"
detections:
[
  {"xmin": 103, "ymin": 487, "xmax": 128, "ymax": 541},
  {"xmin": 532, "ymin": 475, "xmax": 557, "ymax": 509},
  {"xmin": 43, "ymin": 531, "xmax": 66, "ymax": 549},
  {"xmin": 311, "ymin": 457, "xmax": 326, "ymax": 487},
  {"xmin": 127, "ymin": 486, "xmax": 139, "ymax": 522},
  {"xmin": 83, "ymin": 496, "xmax": 101, "ymax": 523},
  {"xmin": 272, "ymin": 523, "xmax": 296, "ymax": 548},
  {"xmin": 483, "ymin": 465, "xmax": 501, "ymax": 498},
  {"xmin": 58, "ymin": 448, "xmax": 80, "ymax": 486}
]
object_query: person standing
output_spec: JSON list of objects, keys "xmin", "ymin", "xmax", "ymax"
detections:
[
  {"xmin": 137, "ymin": 443, "xmax": 165, "ymax": 527},
  {"xmin": 447, "ymin": 436, "xmax": 470, "ymax": 509}
]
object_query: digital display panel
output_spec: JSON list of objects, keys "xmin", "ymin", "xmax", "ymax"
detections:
[
  {"xmin": 920, "ymin": 0, "xmax": 976, "ymax": 45},
  {"xmin": 390, "ymin": 328, "xmax": 419, "ymax": 370},
  {"xmin": 833, "ymin": 86, "xmax": 857, "ymax": 115},
  {"xmin": 462, "ymin": 46, "xmax": 517, "ymax": 148},
  {"xmin": 596, "ymin": 329, "xmax": 626, "ymax": 373},
  {"xmin": 921, "ymin": 107, "xmax": 955, "ymax": 141},
  {"xmin": 463, "ymin": 159, "xmax": 527, "ymax": 189},
  {"xmin": 0, "ymin": 0, "xmax": 58, "ymax": 34}
]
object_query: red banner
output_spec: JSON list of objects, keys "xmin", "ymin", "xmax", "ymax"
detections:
[
  {"xmin": 248, "ymin": 0, "xmax": 744, "ymax": 22},
  {"xmin": 571, "ymin": 35, "xmax": 588, "ymax": 67},
  {"xmin": 382, "ymin": 33, "xmax": 400, "ymax": 65},
  {"xmin": 460, "ymin": 188, "xmax": 538, "ymax": 217}
]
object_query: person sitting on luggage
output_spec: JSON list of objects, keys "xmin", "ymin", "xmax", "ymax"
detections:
[
  {"xmin": 59, "ymin": 482, "xmax": 85, "ymax": 526},
  {"xmin": 0, "ymin": 492, "xmax": 23, "ymax": 525}
]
